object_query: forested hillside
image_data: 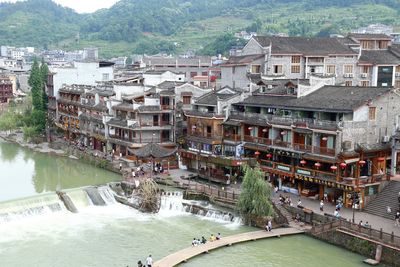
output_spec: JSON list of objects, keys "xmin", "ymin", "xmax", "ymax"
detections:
[{"xmin": 0, "ymin": 0, "xmax": 399, "ymax": 57}]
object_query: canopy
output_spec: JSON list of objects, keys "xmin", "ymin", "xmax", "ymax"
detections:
[{"xmin": 128, "ymin": 143, "xmax": 177, "ymax": 158}]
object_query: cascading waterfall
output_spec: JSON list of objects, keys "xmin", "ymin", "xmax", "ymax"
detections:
[
  {"xmin": 97, "ymin": 186, "xmax": 117, "ymax": 205},
  {"xmin": 160, "ymin": 191, "xmax": 188, "ymax": 213},
  {"xmin": 0, "ymin": 193, "xmax": 67, "ymax": 223},
  {"xmin": 64, "ymin": 188, "xmax": 93, "ymax": 209}
]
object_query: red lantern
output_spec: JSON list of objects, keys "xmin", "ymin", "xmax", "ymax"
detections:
[
  {"xmin": 315, "ymin": 162, "xmax": 321, "ymax": 169},
  {"xmin": 358, "ymin": 160, "xmax": 366, "ymax": 166},
  {"xmin": 281, "ymin": 131, "xmax": 287, "ymax": 135},
  {"xmin": 330, "ymin": 165, "xmax": 338, "ymax": 171},
  {"xmin": 377, "ymin": 157, "xmax": 385, "ymax": 162},
  {"xmin": 254, "ymin": 151, "xmax": 260, "ymax": 156},
  {"xmin": 266, "ymin": 153, "xmax": 273, "ymax": 159},
  {"xmin": 322, "ymin": 136, "xmax": 328, "ymax": 141},
  {"xmin": 300, "ymin": 160, "xmax": 307, "ymax": 165},
  {"xmin": 339, "ymin": 162, "xmax": 347, "ymax": 169}
]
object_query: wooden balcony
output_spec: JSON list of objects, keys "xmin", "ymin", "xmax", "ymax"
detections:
[
  {"xmin": 295, "ymin": 167, "xmax": 336, "ymax": 181},
  {"xmin": 293, "ymin": 143, "xmax": 312, "ymax": 153},
  {"xmin": 272, "ymin": 139, "xmax": 291, "ymax": 148},
  {"xmin": 313, "ymin": 146, "xmax": 336, "ymax": 157},
  {"xmin": 243, "ymin": 135, "xmax": 272, "ymax": 145},
  {"xmin": 224, "ymin": 133, "xmax": 241, "ymax": 142}
]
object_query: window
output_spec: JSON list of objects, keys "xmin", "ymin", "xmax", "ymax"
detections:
[
  {"xmin": 362, "ymin": 66, "xmax": 370, "ymax": 74},
  {"xmin": 369, "ymin": 107, "xmax": 376, "ymax": 120},
  {"xmin": 251, "ymin": 65, "xmax": 261, "ymax": 74},
  {"xmin": 102, "ymin": 73, "xmax": 109, "ymax": 81},
  {"xmin": 360, "ymin": 81, "xmax": 370, "ymax": 87},
  {"xmin": 396, "ymin": 66, "xmax": 400, "ymax": 73},
  {"xmin": 344, "ymin": 65, "xmax": 353, "ymax": 74},
  {"xmin": 345, "ymin": 81, "xmax": 353, "ymax": 86},
  {"xmin": 395, "ymin": 80, "xmax": 400, "ymax": 88},
  {"xmin": 273, "ymin": 65, "xmax": 283, "ymax": 74},
  {"xmin": 202, "ymin": 71, "xmax": 208, "ymax": 76},
  {"xmin": 291, "ymin": 56, "xmax": 301, "ymax": 64},
  {"xmin": 190, "ymin": 72, "xmax": 197, "ymax": 78},
  {"xmin": 361, "ymin": 41, "xmax": 373, "ymax": 49},
  {"xmin": 291, "ymin": 65, "xmax": 300, "ymax": 73},
  {"xmin": 182, "ymin": 96, "xmax": 191, "ymax": 105},
  {"xmin": 326, "ymin": 65, "xmax": 336, "ymax": 74},
  {"xmin": 378, "ymin": 41, "xmax": 388, "ymax": 49}
]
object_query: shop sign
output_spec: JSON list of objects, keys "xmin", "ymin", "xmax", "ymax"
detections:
[
  {"xmin": 297, "ymin": 169, "xmax": 311, "ymax": 176},
  {"xmin": 277, "ymin": 165, "xmax": 291, "ymax": 172}
]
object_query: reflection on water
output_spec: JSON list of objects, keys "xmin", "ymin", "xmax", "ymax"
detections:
[{"xmin": 0, "ymin": 140, "xmax": 121, "ymax": 202}]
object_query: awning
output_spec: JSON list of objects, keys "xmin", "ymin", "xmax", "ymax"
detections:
[
  {"xmin": 303, "ymin": 153, "xmax": 337, "ymax": 164},
  {"xmin": 344, "ymin": 158, "xmax": 360, "ymax": 164},
  {"xmin": 292, "ymin": 128, "xmax": 312, "ymax": 134},
  {"xmin": 222, "ymin": 120, "xmax": 241, "ymax": 127}
]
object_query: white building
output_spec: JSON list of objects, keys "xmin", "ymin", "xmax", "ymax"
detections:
[
  {"xmin": 143, "ymin": 70, "xmax": 185, "ymax": 87},
  {"xmin": 50, "ymin": 61, "xmax": 114, "ymax": 99}
]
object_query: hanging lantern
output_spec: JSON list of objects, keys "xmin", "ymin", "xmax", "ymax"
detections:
[
  {"xmin": 322, "ymin": 136, "xmax": 328, "ymax": 141},
  {"xmin": 300, "ymin": 160, "xmax": 307, "ymax": 165},
  {"xmin": 248, "ymin": 127, "xmax": 253, "ymax": 131},
  {"xmin": 377, "ymin": 157, "xmax": 385, "ymax": 162},
  {"xmin": 254, "ymin": 151, "xmax": 260, "ymax": 156},
  {"xmin": 330, "ymin": 165, "xmax": 338, "ymax": 171},
  {"xmin": 266, "ymin": 153, "xmax": 273, "ymax": 159},
  {"xmin": 262, "ymin": 128, "xmax": 268, "ymax": 133},
  {"xmin": 315, "ymin": 162, "xmax": 321, "ymax": 169},
  {"xmin": 339, "ymin": 162, "xmax": 347, "ymax": 169},
  {"xmin": 281, "ymin": 131, "xmax": 287, "ymax": 135},
  {"xmin": 358, "ymin": 160, "xmax": 366, "ymax": 166}
]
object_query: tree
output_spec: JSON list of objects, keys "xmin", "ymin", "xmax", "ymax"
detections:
[
  {"xmin": 29, "ymin": 58, "xmax": 43, "ymax": 111},
  {"xmin": 236, "ymin": 165, "xmax": 274, "ymax": 225},
  {"xmin": 40, "ymin": 59, "xmax": 49, "ymax": 110}
]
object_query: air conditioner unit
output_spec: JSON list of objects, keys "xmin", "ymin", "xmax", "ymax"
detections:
[
  {"xmin": 348, "ymin": 73, "xmax": 354, "ymax": 78},
  {"xmin": 343, "ymin": 74, "xmax": 349, "ymax": 78},
  {"xmin": 361, "ymin": 73, "xmax": 368, "ymax": 78},
  {"xmin": 382, "ymin": 135, "xmax": 390, "ymax": 143},
  {"xmin": 396, "ymin": 73, "xmax": 400, "ymax": 77}
]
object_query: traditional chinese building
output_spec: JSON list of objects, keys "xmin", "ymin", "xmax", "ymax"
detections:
[{"xmin": 0, "ymin": 75, "xmax": 13, "ymax": 103}]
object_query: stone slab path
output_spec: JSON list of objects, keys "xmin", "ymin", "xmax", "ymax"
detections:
[{"xmin": 154, "ymin": 228, "xmax": 304, "ymax": 267}]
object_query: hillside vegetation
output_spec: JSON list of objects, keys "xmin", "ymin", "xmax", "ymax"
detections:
[{"xmin": 0, "ymin": 0, "xmax": 399, "ymax": 57}]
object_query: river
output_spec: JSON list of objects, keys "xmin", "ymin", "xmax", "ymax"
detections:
[{"xmin": 0, "ymin": 141, "xmax": 367, "ymax": 266}]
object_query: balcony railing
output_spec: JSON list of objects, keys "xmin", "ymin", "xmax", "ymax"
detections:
[
  {"xmin": 313, "ymin": 146, "xmax": 336, "ymax": 157},
  {"xmin": 272, "ymin": 139, "xmax": 291, "ymax": 148},
  {"xmin": 244, "ymin": 135, "xmax": 272, "ymax": 145},
  {"xmin": 293, "ymin": 143, "xmax": 312, "ymax": 153},
  {"xmin": 224, "ymin": 133, "xmax": 241, "ymax": 141}
]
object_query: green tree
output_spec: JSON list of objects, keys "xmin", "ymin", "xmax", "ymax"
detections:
[
  {"xmin": 236, "ymin": 165, "xmax": 274, "ymax": 224},
  {"xmin": 40, "ymin": 59, "xmax": 49, "ymax": 110},
  {"xmin": 29, "ymin": 59, "xmax": 43, "ymax": 111},
  {"xmin": 0, "ymin": 112, "xmax": 17, "ymax": 134}
]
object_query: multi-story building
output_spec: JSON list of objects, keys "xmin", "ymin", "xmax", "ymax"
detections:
[
  {"xmin": 142, "ymin": 56, "xmax": 213, "ymax": 83},
  {"xmin": 220, "ymin": 79, "xmax": 400, "ymax": 208},
  {"xmin": 106, "ymin": 90, "xmax": 176, "ymax": 158},
  {"xmin": 0, "ymin": 76, "xmax": 13, "ymax": 103},
  {"xmin": 79, "ymin": 86, "xmax": 115, "ymax": 152},
  {"xmin": 55, "ymin": 85, "xmax": 87, "ymax": 140},
  {"xmin": 180, "ymin": 87, "xmax": 249, "ymax": 183},
  {"xmin": 221, "ymin": 34, "xmax": 400, "ymax": 90},
  {"xmin": 50, "ymin": 61, "xmax": 114, "ymax": 100}
]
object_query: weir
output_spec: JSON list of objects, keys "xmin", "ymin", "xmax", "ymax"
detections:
[{"xmin": 57, "ymin": 191, "xmax": 78, "ymax": 213}]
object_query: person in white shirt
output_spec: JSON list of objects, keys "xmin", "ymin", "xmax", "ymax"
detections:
[{"xmin": 145, "ymin": 255, "xmax": 153, "ymax": 267}]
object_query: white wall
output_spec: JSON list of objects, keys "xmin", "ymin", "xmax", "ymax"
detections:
[
  {"xmin": 143, "ymin": 71, "xmax": 185, "ymax": 87},
  {"xmin": 51, "ymin": 61, "xmax": 114, "ymax": 99}
]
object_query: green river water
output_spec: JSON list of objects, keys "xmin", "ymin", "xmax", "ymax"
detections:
[{"xmin": 0, "ymin": 141, "xmax": 367, "ymax": 266}]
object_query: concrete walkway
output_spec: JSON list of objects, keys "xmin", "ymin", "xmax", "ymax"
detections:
[
  {"xmin": 154, "ymin": 228, "xmax": 304, "ymax": 267},
  {"xmin": 274, "ymin": 192, "xmax": 400, "ymax": 235}
]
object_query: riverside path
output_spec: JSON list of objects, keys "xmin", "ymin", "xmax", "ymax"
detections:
[{"xmin": 154, "ymin": 228, "xmax": 304, "ymax": 267}]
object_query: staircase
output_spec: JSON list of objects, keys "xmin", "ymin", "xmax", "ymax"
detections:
[{"xmin": 364, "ymin": 181, "xmax": 400, "ymax": 220}]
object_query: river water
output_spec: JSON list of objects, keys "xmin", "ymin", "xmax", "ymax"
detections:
[{"xmin": 0, "ymin": 141, "xmax": 367, "ymax": 266}]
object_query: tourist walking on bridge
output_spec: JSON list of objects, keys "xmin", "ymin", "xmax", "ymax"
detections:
[
  {"xmin": 146, "ymin": 255, "xmax": 153, "ymax": 267},
  {"xmin": 395, "ymin": 212, "xmax": 400, "ymax": 227},
  {"xmin": 319, "ymin": 200, "xmax": 324, "ymax": 212}
]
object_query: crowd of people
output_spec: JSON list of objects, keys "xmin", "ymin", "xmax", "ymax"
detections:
[
  {"xmin": 136, "ymin": 255, "xmax": 152, "ymax": 267},
  {"xmin": 191, "ymin": 233, "xmax": 221, "ymax": 246}
]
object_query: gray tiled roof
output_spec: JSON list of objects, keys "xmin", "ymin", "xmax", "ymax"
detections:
[
  {"xmin": 157, "ymin": 81, "xmax": 185, "ymax": 89},
  {"xmin": 252, "ymin": 36, "xmax": 356, "ymax": 55},
  {"xmin": 195, "ymin": 93, "xmax": 237, "ymax": 106},
  {"xmin": 221, "ymin": 54, "xmax": 264, "ymax": 66},
  {"xmin": 235, "ymin": 86, "xmax": 392, "ymax": 113},
  {"xmin": 138, "ymin": 105, "xmax": 161, "ymax": 112},
  {"xmin": 359, "ymin": 50, "xmax": 400, "ymax": 65},
  {"xmin": 348, "ymin": 33, "xmax": 391, "ymax": 40}
]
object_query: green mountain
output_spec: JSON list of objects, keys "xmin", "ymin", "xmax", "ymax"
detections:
[{"xmin": 1, "ymin": 0, "xmax": 399, "ymax": 58}]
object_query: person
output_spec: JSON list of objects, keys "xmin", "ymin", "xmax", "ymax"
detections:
[
  {"xmin": 137, "ymin": 260, "xmax": 143, "ymax": 267},
  {"xmin": 364, "ymin": 221, "xmax": 369, "ymax": 227},
  {"xmin": 119, "ymin": 162, "xmax": 122, "ymax": 170},
  {"xmin": 192, "ymin": 238, "xmax": 197, "ymax": 247},
  {"xmin": 287, "ymin": 197, "xmax": 292, "ymax": 207},
  {"xmin": 216, "ymin": 233, "xmax": 221, "ymax": 240},
  {"xmin": 210, "ymin": 234, "xmax": 216, "ymax": 242},
  {"xmin": 145, "ymin": 255, "xmax": 153, "ymax": 267},
  {"xmin": 324, "ymin": 192, "xmax": 328, "ymax": 202},
  {"xmin": 132, "ymin": 169, "xmax": 136, "ymax": 178},
  {"xmin": 201, "ymin": 236, "xmax": 207, "ymax": 244},
  {"xmin": 320, "ymin": 200, "xmax": 324, "ymax": 212},
  {"xmin": 387, "ymin": 206, "xmax": 392, "ymax": 214},
  {"xmin": 334, "ymin": 209, "xmax": 339, "ymax": 218},
  {"xmin": 297, "ymin": 199, "xmax": 302, "ymax": 208},
  {"xmin": 294, "ymin": 213, "xmax": 301, "ymax": 223},
  {"xmin": 265, "ymin": 222, "xmax": 270, "ymax": 232},
  {"xmin": 268, "ymin": 220, "xmax": 272, "ymax": 231},
  {"xmin": 359, "ymin": 220, "xmax": 363, "ymax": 226},
  {"xmin": 274, "ymin": 186, "xmax": 278, "ymax": 194},
  {"xmin": 395, "ymin": 212, "xmax": 400, "ymax": 227}
]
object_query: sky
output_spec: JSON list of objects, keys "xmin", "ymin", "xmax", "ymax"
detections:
[{"xmin": 0, "ymin": 0, "xmax": 120, "ymax": 13}]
